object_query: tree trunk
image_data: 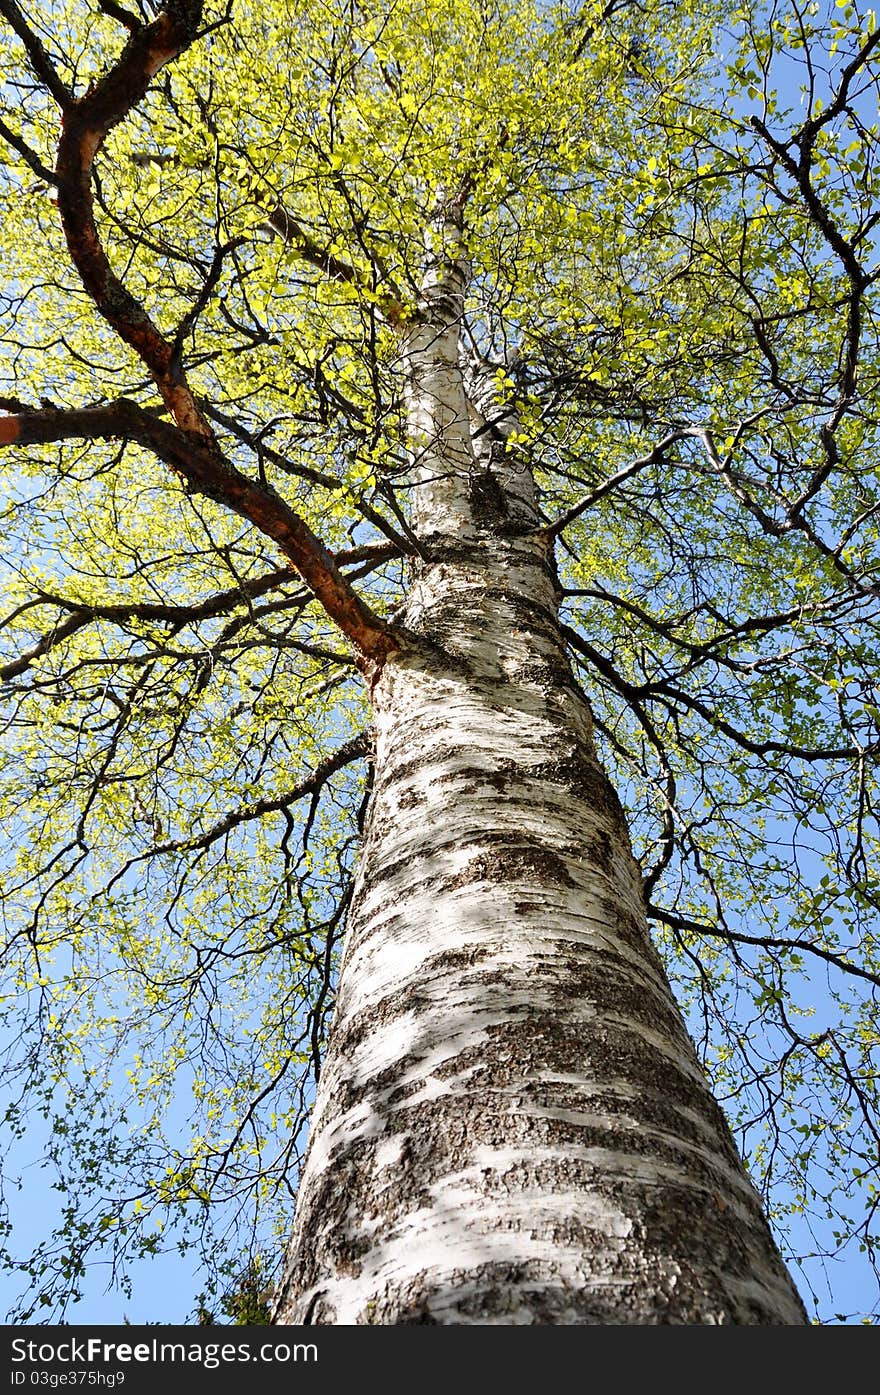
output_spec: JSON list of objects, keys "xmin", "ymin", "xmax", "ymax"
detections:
[{"xmin": 272, "ymin": 233, "xmax": 808, "ymax": 1326}]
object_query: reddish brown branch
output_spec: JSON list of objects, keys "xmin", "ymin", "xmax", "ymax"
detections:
[
  {"xmin": 53, "ymin": 1, "xmax": 211, "ymax": 438},
  {"xmin": 1, "ymin": 1, "xmax": 402, "ymax": 667},
  {"xmin": 3, "ymin": 4, "xmax": 400, "ymax": 666},
  {"xmin": 0, "ymin": 400, "xmax": 400, "ymax": 663}
]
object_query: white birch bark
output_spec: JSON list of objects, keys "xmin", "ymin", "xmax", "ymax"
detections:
[{"xmin": 272, "ymin": 221, "xmax": 808, "ymax": 1326}]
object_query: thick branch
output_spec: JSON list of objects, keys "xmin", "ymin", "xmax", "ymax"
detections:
[
  {"xmin": 0, "ymin": 400, "xmax": 400, "ymax": 663},
  {"xmin": 53, "ymin": 1, "xmax": 211, "ymax": 438},
  {"xmin": 12, "ymin": 5, "xmax": 398, "ymax": 666},
  {"xmin": 95, "ymin": 1, "xmax": 141, "ymax": 33}
]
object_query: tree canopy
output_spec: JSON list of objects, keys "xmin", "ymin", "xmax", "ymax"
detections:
[{"xmin": 0, "ymin": 0, "xmax": 879, "ymax": 1323}]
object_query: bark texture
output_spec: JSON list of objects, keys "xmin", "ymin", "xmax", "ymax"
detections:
[{"xmin": 273, "ymin": 237, "xmax": 808, "ymax": 1326}]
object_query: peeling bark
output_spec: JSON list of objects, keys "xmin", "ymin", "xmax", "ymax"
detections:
[{"xmin": 273, "ymin": 244, "xmax": 808, "ymax": 1326}]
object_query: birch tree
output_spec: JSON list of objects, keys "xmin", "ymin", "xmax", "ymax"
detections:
[{"xmin": 0, "ymin": 0, "xmax": 878, "ymax": 1324}]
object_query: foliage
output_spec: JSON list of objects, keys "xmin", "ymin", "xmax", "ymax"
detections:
[{"xmin": 0, "ymin": 0, "xmax": 879, "ymax": 1322}]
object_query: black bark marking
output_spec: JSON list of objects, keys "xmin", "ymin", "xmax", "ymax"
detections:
[
  {"xmin": 589, "ymin": 830, "xmax": 614, "ymax": 872},
  {"xmin": 276, "ymin": 519, "xmax": 807, "ymax": 1326},
  {"xmin": 468, "ymin": 469, "xmax": 510, "ymax": 528}
]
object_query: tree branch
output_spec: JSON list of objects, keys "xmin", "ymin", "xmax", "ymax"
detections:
[
  {"xmin": 53, "ymin": 1, "xmax": 212, "ymax": 439},
  {"xmin": 109, "ymin": 733, "xmax": 369, "ymax": 877},
  {"xmin": 0, "ymin": 0, "xmax": 72, "ymax": 108},
  {"xmin": 562, "ymin": 620, "xmax": 870, "ymax": 763},
  {"xmin": 95, "ymin": 0, "xmax": 141, "ymax": 33},
  {"xmin": 5, "ymin": 4, "xmax": 400, "ymax": 668},
  {"xmin": 199, "ymin": 402, "xmax": 341, "ymax": 490},
  {"xmin": 750, "ymin": 112, "xmax": 870, "ymax": 401},
  {"xmin": 0, "ymin": 566, "xmax": 298, "ymax": 681},
  {"xmin": 544, "ymin": 430, "xmax": 689, "ymax": 537},
  {"xmin": 0, "ymin": 399, "xmax": 400, "ymax": 664},
  {"xmin": 0, "ymin": 114, "xmax": 58, "ymax": 185},
  {"xmin": 648, "ymin": 904, "xmax": 880, "ymax": 991},
  {"xmin": 265, "ymin": 204, "xmax": 406, "ymax": 328}
]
